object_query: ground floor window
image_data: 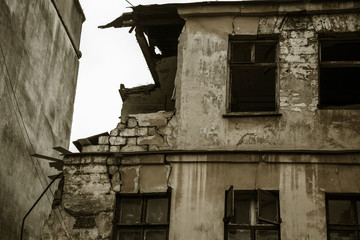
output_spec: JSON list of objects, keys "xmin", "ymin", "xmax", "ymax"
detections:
[
  {"xmin": 114, "ymin": 192, "xmax": 171, "ymax": 240},
  {"xmin": 326, "ymin": 194, "xmax": 360, "ymax": 240},
  {"xmin": 224, "ymin": 187, "xmax": 280, "ymax": 240}
]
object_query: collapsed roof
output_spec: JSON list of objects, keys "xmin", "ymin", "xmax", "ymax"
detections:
[{"xmin": 99, "ymin": 4, "xmax": 185, "ymax": 87}]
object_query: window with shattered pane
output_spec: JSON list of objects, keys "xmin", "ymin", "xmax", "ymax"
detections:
[
  {"xmin": 326, "ymin": 194, "xmax": 360, "ymax": 240},
  {"xmin": 224, "ymin": 188, "xmax": 280, "ymax": 240},
  {"xmin": 115, "ymin": 193, "xmax": 170, "ymax": 240}
]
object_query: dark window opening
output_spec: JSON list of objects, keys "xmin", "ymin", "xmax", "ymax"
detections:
[
  {"xmin": 224, "ymin": 187, "xmax": 280, "ymax": 240},
  {"xmin": 319, "ymin": 39, "xmax": 360, "ymax": 109},
  {"xmin": 326, "ymin": 194, "xmax": 360, "ymax": 240},
  {"xmin": 115, "ymin": 193, "xmax": 171, "ymax": 240},
  {"xmin": 229, "ymin": 37, "xmax": 277, "ymax": 112}
]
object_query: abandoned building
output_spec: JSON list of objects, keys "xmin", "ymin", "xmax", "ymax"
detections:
[
  {"xmin": 0, "ymin": 0, "xmax": 84, "ymax": 239},
  {"xmin": 41, "ymin": 1, "xmax": 360, "ymax": 240}
]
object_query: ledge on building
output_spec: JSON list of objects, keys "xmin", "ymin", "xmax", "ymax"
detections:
[{"xmin": 223, "ymin": 111, "xmax": 282, "ymax": 118}]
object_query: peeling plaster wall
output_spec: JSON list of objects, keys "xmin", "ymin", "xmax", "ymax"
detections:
[
  {"xmin": 167, "ymin": 154, "xmax": 360, "ymax": 240},
  {"xmin": 173, "ymin": 12, "xmax": 360, "ymax": 150},
  {"xmin": 42, "ymin": 154, "xmax": 171, "ymax": 240},
  {"xmin": 42, "ymin": 153, "xmax": 360, "ymax": 240},
  {"xmin": 0, "ymin": 0, "xmax": 83, "ymax": 239},
  {"xmin": 42, "ymin": 2, "xmax": 360, "ymax": 240}
]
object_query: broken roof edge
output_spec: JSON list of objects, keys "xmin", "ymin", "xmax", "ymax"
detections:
[
  {"xmin": 119, "ymin": 83, "xmax": 156, "ymax": 101},
  {"xmin": 73, "ymin": 132, "xmax": 109, "ymax": 152},
  {"xmin": 177, "ymin": 0, "xmax": 360, "ymax": 18},
  {"xmin": 99, "ymin": 0, "xmax": 360, "ymax": 29},
  {"xmin": 101, "ymin": 1, "xmax": 287, "ymax": 29}
]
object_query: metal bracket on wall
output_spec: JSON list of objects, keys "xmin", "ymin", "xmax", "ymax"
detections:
[{"xmin": 20, "ymin": 172, "xmax": 63, "ymax": 240}]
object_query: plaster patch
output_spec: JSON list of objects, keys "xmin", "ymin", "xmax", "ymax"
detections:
[{"xmin": 233, "ymin": 17, "xmax": 259, "ymax": 35}]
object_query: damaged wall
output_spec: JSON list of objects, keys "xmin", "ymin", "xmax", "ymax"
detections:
[
  {"xmin": 0, "ymin": 0, "xmax": 84, "ymax": 239},
  {"xmin": 42, "ymin": 1, "xmax": 360, "ymax": 240},
  {"xmin": 42, "ymin": 153, "xmax": 171, "ymax": 240},
  {"xmin": 80, "ymin": 111, "xmax": 175, "ymax": 153},
  {"xmin": 109, "ymin": 8, "xmax": 360, "ymax": 153},
  {"xmin": 120, "ymin": 56, "xmax": 177, "ymax": 117},
  {"xmin": 173, "ymin": 10, "xmax": 360, "ymax": 150},
  {"xmin": 42, "ymin": 152, "xmax": 360, "ymax": 240},
  {"xmin": 167, "ymin": 153, "xmax": 360, "ymax": 240}
]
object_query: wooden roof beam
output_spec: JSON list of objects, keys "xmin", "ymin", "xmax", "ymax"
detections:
[{"xmin": 135, "ymin": 27, "xmax": 160, "ymax": 87}]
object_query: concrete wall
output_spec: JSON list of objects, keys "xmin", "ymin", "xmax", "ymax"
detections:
[
  {"xmin": 42, "ymin": 152, "xmax": 360, "ymax": 240},
  {"xmin": 52, "ymin": 0, "xmax": 84, "ymax": 52},
  {"xmin": 172, "ymin": 11, "xmax": 360, "ymax": 150},
  {"xmin": 0, "ymin": 0, "xmax": 83, "ymax": 239},
  {"xmin": 167, "ymin": 154, "xmax": 360, "ymax": 240}
]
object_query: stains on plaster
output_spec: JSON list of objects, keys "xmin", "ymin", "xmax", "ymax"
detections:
[{"xmin": 42, "ymin": 5, "xmax": 360, "ymax": 240}]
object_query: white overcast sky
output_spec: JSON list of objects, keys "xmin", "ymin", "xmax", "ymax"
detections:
[{"xmin": 70, "ymin": 0, "xmax": 229, "ymax": 151}]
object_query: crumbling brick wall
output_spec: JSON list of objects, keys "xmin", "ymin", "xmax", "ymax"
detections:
[
  {"xmin": 80, "ymin": 111, "xmax": 176, "ymax": 153},
  {"xmin": 42, "ymin": 153, "xmax": 171, "ymax": 240}
]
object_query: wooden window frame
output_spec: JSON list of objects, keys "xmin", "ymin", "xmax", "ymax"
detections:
[
  {"xmin": 114, "ymin": 191, "xmax": 171, "ymax": 240},
  {"xmin": 226, "ymin": 35, "xmax": 280, "ymax": 116},
  {"xmin": 326, "ymin": 193, "xmax": 360, "ymax": 239},
  {"xmin": 318, "ymin": 36, "xmax": 360, "ymax": 110},
  {"xmin": 224, "ymin": 187, "xmax": 281, "ymax": 240}
]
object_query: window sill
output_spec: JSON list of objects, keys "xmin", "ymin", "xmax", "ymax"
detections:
[{"xmin": 223, "ymin": 112, "xmax": 282, "ymax": 118}]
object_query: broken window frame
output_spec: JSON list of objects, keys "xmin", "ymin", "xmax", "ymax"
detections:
[
  {"xmin": 326, "ymin": 194, "xmax": 360, "ymax": 239},
  {"xmin": 258, "ymin": 189, "xmax": 280, "ymax": 225},
  {"xmin": 318, "ymin": 37, "xmax": 360, "ymax": 109},
  {"xmin": 227, "ymin": 35, "xmax": 279, "ymax": 114},
  {"xmin": 224, "ymin": 187, "xmax": 281, "ymax": 240},
  {"xmin": 114, "ymin": 191, "xmax": 171, "ymax": 240}
]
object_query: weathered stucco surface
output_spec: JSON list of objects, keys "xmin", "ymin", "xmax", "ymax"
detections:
[
  {"xmin": 168, "ymin": 154, "xmax": 360, "ymax": 240},
  {"xmin": 42, "ymin": 2, "xmax": 360, "ymax": 240},
  {"xmin": 77, "ymin": 12, "xmax": 360, "ymax": 154},
  {"xmin": 42, "ymin": 154, "xmax": 171, "ymax": 240},
  {"xmin": 42, "ymin": 152, "xmax": 360, "ymax": 240},
  {"xmin": 0, "ymin": 0, "xmax": 83, "ymax": 239},
  {"xmin": 172, "ymin": 12, "xmax": 360, "ymax": 150}
]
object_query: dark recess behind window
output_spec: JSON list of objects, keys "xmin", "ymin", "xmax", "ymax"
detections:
[
  {"xmin": 319, "ymin": 39, "xmax": 360, "ymax": 109},
  {"xmin": 231, "ymin": 68, "xmax": 276, "ymax": 112},
  {"xmin": 326, "ymin": 194, "xmax": 360, "ymax": 239},
  {"xmin": 229, "ymin": 38, "xmax": 277, "ymax": 112},
  {"xmin": 321, "ymin": 41, "xmax": 360, "ymax": 61},
  {"xmin": 320, "ymin": 68, "xmax": 360, "ymax": 107}
]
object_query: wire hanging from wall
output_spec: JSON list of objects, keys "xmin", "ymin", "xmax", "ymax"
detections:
[
  {"xmin": 125, "ymin": 0, "xmax": 134, "ymax": 7},
  {"xmin": 0, "ymin": 42, "xmax": 74, "ymax": 240}
]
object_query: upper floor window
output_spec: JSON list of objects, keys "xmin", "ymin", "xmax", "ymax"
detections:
[
  {"xmin": 114, "ymin": 192, "xmax": 171, "ymax": 240},
  {"xmin": 319, "ymin": 38, "xmax": 360, "ymax": 109},
  {"xmin": 228, "ymin": 36, "xmax": 278, "ymax": 113},
  {"xmin": 224, "ymin": 187, "xmax": 280, "ymax": 240},
  {"xmin": 326, "ymin": 194, "xmax": 360, "ymax": 239}
]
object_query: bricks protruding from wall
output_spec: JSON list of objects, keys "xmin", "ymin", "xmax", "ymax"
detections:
[{"xmin": 81, "ymin": 111, "xmax": 175, "ymax": 153}]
